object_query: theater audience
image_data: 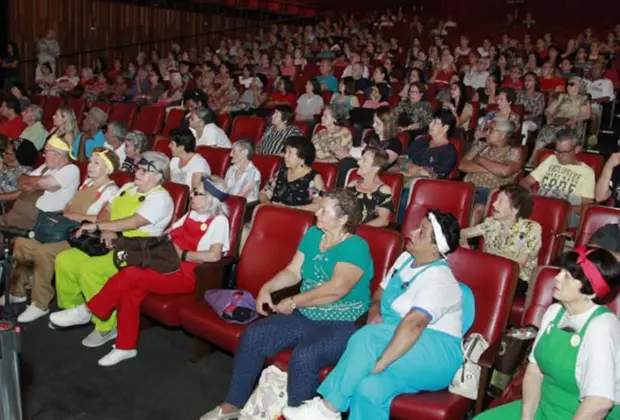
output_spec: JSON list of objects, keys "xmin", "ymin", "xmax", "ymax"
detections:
[
  {"xmin": 19, "ymin": 104, "xmax": 48, "ymax": 150},
  {"xmin": 256, "ymin": 105, "xmax": 301, "ymax": 155},
  {"xmin": 50, "ymin": 151, "xmax": 174, "ymax": 348},
  {"xmin": 202, "ymin": 189, "xmax": 374, "ymax": 419},
  {"xmin": 169, "ymin": 128, "xmax": 211, "ymax": 186},
  {"xmin": 121, "ymin": 130, "xmax": 148, "ymax": 173},
  {"xmin": 283, "ymin": 210, "xmax": 471, "ymax": 420},
  {"xmin": 476, "ymin": 247, "xmax": 620, "ymax": 420},
  {"xmin": 10, "ymin": 148, "xmax": 120, "ymax": 323},
  {"xmin": 461, "ymin": 184, "xmax": 542, "ymax": 297},
  {"xmin": 52, "ymin": 175, "xmax": 229, "ymax": 366},
  {"xmin": 224, "ymin": 140, "xmax": 261, "ymax": 202}
]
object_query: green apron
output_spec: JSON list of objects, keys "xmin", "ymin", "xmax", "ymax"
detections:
[{"xmin": 476, "ymin": 305, "xmax": 620, "ymax": 419}]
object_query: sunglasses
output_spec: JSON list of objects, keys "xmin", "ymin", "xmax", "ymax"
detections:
[{"xmin": 134, "ymin": 165, "xmax": 158, "ymax": 174}]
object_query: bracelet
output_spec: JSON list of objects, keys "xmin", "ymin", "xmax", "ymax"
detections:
[{"xmin": 181, "ymin": 250, "xmax": 189, "ymax": 261}]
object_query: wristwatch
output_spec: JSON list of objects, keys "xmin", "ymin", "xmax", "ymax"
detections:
[{"xmin": 289, "ymin": 297, "xmax": 297, "ymax": 310}]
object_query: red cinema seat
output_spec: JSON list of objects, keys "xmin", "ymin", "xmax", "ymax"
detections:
[
  {"xmin": 292, "ymin": 121, "xmax": 311, "ymax": 137},
  {"xmin": 67, "ymin": 98, "xmax": 86, "ymax": 124},
  {"xmin": 180, "ymin": 206, "xmax": 315, "ymax": 353},
  {"xmin": 252, "ymin": 154, "xmax": 282, "ymax": 190},
  {"xmin": 153, "ymin": 138, "xmax": 173, "ymax": 159},
  {"xmin": 131, "ymin": 106, "xmax": 165, "ymax": 136},
  {"xmin": 75, "ymin": 160, "xmax": 89, "ymax": 184},
  {"xmin": 162, "ymin": 109, "xmax": 186, "ymax": 137},
  {"xmin": 91, "ymin": 101, "xmax": 112, "ymax": 115},
  {"xmin": 269, "ymin": 225, "xmax": 403, "ymax": 377},
  {"xmin": 32, "ymin": 95, "xmax": 46, "ymax": 107},
  {"xmin": 312, "ymin": 162, "xmax": 338, "ymax": 192},
  {"xmin": 448, "ymin": 137, "xmax": 465, "ymax": 179},
  {"xmin": 42, "ymin": 96, "xmax": 65, "ymax": 130},
  {"xmin": 110, "ymin": 171, "xmax": 134, "ymax": 187},
  {"xmin": 390, "ymin": 249, "xmax": 519, "ymax": 419},
  {"xmin": 533, "ymin": 149, "xmax": 605, "ymax": 179},
  {"xmin": 229, "ymin": 116, "xmax": 266, "ymax": 145},
  {"xmin": 196, "ymin": 146, "xmax": 232, "ymax": 178},
  {"xmin": 109, "ymin": 103, "xmax": 137, "ymax": 125},
  {"xmin": 402, "ymin": 179, "xmax": 475, "ymax": 233},
  {"xmin": 141, "ymin": 195, "xmax": 247, "ymax": 326},
  {"xmin": 574, "ymin": 205, "xmax": 620, "ymax": 248},
  {"xmin": 217, "ymin": 113, "xmax": 232, "ymax": 134},
  {"xmin": 162, "ymin": 181, "xmax": 190, "ymax": 227},
  {"xmin": 345, "ymin": 169, "xmax": 404, "ymax": 223}
]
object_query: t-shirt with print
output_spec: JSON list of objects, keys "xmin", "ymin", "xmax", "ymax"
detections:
[
  {"xmin": 169, "ymin": 154, "xmax": 211, "ymax": 187},
  {"xmin": 297, "ymin": 226, "xmax": 373, "ymax": 322},
  {"xmin": 530, "ymin": 155, "xmax": 595, "ymax": 202},
  {"xmin": 109, "ymin": 183, "xmax": 173, "ymax": 236},
  {"xmin": 464, "ymin": 143, "xmax": 522, "ymax": 189},
  {"xmin": 479, "ymin": 217, "xmax": 542, "ymax": 281}
]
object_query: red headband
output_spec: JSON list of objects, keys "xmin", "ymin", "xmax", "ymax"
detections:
[{"xmin": 575, "ymin": 246, "xmax": 611, "ymax": 298}]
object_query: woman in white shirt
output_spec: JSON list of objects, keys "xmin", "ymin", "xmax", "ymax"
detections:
[
  {"xmin": 7, "ymin": 148, "xmax": 121, "ymax": 323},
  {"xmin": 476, "ymin": 247, "xmax": 620, "ymax": 420},
  {"xmin": 283, "ymin": 210, "xmax": 474, "ymax": 420},
  {"xmin": 51, "ymin": 175, "xmax": 230, "ymax": 367},
  {"xmin": 169, "ymin": 128, "xmax": 211, "ymax": 186},
  {"xmin": 224, "ymin": 139, "xmax": 261, "ymax": 202},
  {"xmin": 189, "ymin": 106, "xmax": 232, "ymax": 148}
]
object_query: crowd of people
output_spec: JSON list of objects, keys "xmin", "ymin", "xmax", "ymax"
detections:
[{"xmin": 0, "ymin": 5, "xmax": 619, "ymax": 420}]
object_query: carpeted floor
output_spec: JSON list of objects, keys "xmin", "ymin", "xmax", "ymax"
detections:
[{"xmin": 14, "ymin": 304, "xmax": 234, "ymax": 420}]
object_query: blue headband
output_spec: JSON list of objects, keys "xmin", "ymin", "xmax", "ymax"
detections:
[
  {"xmin": 137, "ymin": 157, "xmax": 159, "ymax": 173},
  {"xmin": 201, "ymin": 176, "xmax": 229, "ymax": 202}
]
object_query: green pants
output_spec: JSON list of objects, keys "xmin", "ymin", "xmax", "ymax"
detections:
[{"xmin": 55, "ymin": 248, "xmax": 118, "ymax": 331}]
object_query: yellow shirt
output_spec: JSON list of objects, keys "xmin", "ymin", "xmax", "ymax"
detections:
[{"xmin": 530, "ymin": 155, "xmax": 595, "ymax": 202}]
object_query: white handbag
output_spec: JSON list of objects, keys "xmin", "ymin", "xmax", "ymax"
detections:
[
  {"xmin": 240, "ymin": 365, "xmax": 288, "ymax": 420},
  {"xmin": 448, "ymin": 333, "xmax": 489, "ymax": 400}
]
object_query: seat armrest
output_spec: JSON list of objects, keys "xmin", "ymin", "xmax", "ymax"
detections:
[
  {"xmin": 244, "ymin": 201, "xmax": 261, "ymax": 223},
  {"xmin": 194, "ymin": 256, "xmax": 237, "ymax": 299},
  {"xmin": 478, "ymin": 339, "xmax": 502, "ymax": 369},
  {"xmin": 474, "ymin": 339, "xmax": 503, "ymax": 414}
]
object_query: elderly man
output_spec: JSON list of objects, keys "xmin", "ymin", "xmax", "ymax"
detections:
[
  {"xmin": 459, "ymin": 119, "xmax": 523, "ymax": 224},
  {"xmin": 73, "ymin": 106, "xmax": 108, "ymax": 161},
  {"xmin": 103, "ymin": 121, "xmax": 128, "ymax": 166},
  {"xmin": 19, "ymin": 105, "xmax": 48, "ymax": 150},
  {"xmin": 520, "ymin": 128, "xmax": 595, "ymax": 227}
]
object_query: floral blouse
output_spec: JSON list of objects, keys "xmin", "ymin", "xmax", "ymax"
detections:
[
  {"xmin": 347, "ymin": 184, "xmax": 394, "ymax": 223},
  {"xmin": 516, "ymin": 90, "xmax": 545, "ymax": 124},
  {"xmin": 265, "ymin": 167, "xmax": 320, "ymax": 206},
  {"xmin": 395, "ymin": 100, "xmax": 434, "ymax": 128},
  {"xmin": 312, "ymin": 127, "xmax": 353, "ymax": 161}
]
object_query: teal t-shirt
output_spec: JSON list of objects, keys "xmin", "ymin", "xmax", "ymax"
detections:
[{"xmin": 297, "ymin": 226, "xmax": 373, "ymax": 322}]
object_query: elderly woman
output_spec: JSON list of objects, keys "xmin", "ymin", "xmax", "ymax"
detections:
[
  {"xmin": 202, "ymin": 189, "xmax": 374, "ymax": 419},
  {"xmin": 256, "ymin": 105, "xmax": 301, "ymax": 155},
  {"xmin": 121, "ymin": 130, "xmax": 148, "ymax": 173},
  {"xmin": 10, "ymin": 148, "xmax": 120, "ymax": 323},
  {"xmin": 395, "ymin": 82, "xmax": 434, "ymax": 138},
  {"xmin": 475, "ymin": 87, "xmax": 520, "ymax": 141},
  {"xmin": 224, "ymin": 140, "xmax": 261, "ymax": 202},
  {"xmin": 346, "ymin": 147, "xmax": 393, "ymax": 227},
  {"xmin": 50, "ymin": 151, "xmax": 174, "ymax": 348},
  {"xmin": 283, "ymin": 210, "xmax": 473, "ymax": 420},
  {"xmin": 476, "ymin": 247, "xmax": 620, "ymax": 420},
  {"xmin": 461, "ymin": 184, "xmax": 542, "ymax": 297},
  {"xmin": 531, "ymin": 77, "xmax": 591, "ymax": 160},
  {"xmin": 51, "ymin": 175, "xmax": 230, "ymax": 367},
  {"xmin": 261, "ymin": 136, "xmax": 324, "ymax": 210},
  {"xmin": 169, "ymin": 128, "xmax": 211, "ymax": 187},
  {"xmin": 312, "ymin": 104, "xmax": 353, "ymax": 163},
  {"xmin": 189, "ymin": 107, "xmax": 231, "ymax": 148},
  {"xmin": 0, "ymin": 139, "xmax": 38, "ymax": 201}
]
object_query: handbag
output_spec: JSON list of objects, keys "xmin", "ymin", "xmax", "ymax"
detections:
[
  {"xmin": 240, "ymin": 365, "xmax": 288, "ymax": 420},
  {"xmin": 494, "ymin": 327, "xmax": 537, "ymax": 375},
  {"xmin": 67, "ymin": 229, "xmax": 110, "ymax": 257},
  {"xmin": 33, "ymin": 212, "xmax": 80, "ymax": 244},
  {"xmin": 112, "ymin": 235, "xmax": 181, "ymax": 274},
  {"xmin": 448, "ymin": 333, "xmax": 489, "ymax": 400}
]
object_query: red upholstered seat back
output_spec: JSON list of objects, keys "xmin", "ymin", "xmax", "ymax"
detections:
[
  {"xmin": 42, "ymin": 96, "xmax": 65, "ymax": 129},
  {"xmin": 292, "ymin": 121, "xmax": 311, "ymax": 137},
  {"xmin": 153, "ymin": 138, "xmax": 172, "ymax": 158},
  {"xmin": 76, "ymin": 160, "xmax": 89, "ymax": 184},
  {"xmin": 162, "ymin": 109, "xmax": 186, "ymax": 137},
  {"xmin": 91, "ymin": 101, "xmax": 111, "ymax": 115},
  {"xmin": 402, "ymin": 179, "xmax": 474, "ymax": 234},
  {"xmin": 252, "ymin": 154, "xmax": 282, "ymax": 189},
  {"xmin": 162, "ymin": 181, "xmax": 189, "ymax": 227},
  {"xmin": 217, "ymin": 113, "xmax": 232, "ymax": 134},
  {"xmin": 237, "ymin": 206, "xmax": 314, "ymax": 297},
  {"xmin": 196, "ymin": 146, "xmax": 232, "ymax": 178},
  {"xmin": 224, "ymin": 195, "xmax": 247, "ymax": 258},
  {"xmin": 109, "ymin": 103, "xmax": 137, "ymax": 125},
  {"xmin": 574, "ymin": 205, "xmax": 620, "ymax": 248},
  {"xmin": 131, "ymin": 105, "xmax": 165, "ymax": 135},
  {"xmin": 346, "ymin": 169, "xmax": 404, "ymax": 223},
  {"xmin": 67, "ymin": 98, "xmax": 86, "ymax": 124},
  {"xmin": 229, "ymin": 116, "xmax": 266, "ymax": 144},
  {"xmin": 110, "ymin": 171, "xmax": 134, "ymax": 188},
  {"xmin": 449, "ymin": 248, "xmax": 519, "ymax": 344},
  {"xmin": 311, "ymin": 162, "xmax": 338, "ymax": 192},
  {"xmin": 355, "ymin": 225, "xmax": 403, "ymax": 293},
  {"xmin": 534, "ymin": 150, "xmax": 605, "ymax": 178}
]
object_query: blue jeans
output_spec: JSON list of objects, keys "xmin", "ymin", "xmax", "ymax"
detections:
[{"xmin": 225, "ymin": 311, "xmax": 358, "ymax": 407}]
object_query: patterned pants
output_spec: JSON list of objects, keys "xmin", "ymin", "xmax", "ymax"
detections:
[{"xmin": 225, "ymin": 311, "xmax": 357, "ymax": 408}]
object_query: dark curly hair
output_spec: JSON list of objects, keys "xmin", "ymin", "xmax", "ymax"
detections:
[
  {"xmin": 428, "ymin": 209, "xmax": 460, "ymax": 255},
  {"xmin": 327, "ymin": 188, "xmax": 363, "ymax": 233},
  {"xmin": 284, "ymin": 135, "xmax": 316, "ymax": 166},
  {"xmin": 500, "ymin": 184, "xmax": 534, "ymax": 219},
  {"xmin": 560, "ymin": 247, "xmax": 620, "ymax": 303}
]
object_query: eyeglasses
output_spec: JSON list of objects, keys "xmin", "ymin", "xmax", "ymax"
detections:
[
  {"xmin": 191, "ymin": 189, "xmax": 207, "ymax": 197},
  {"xmin": 134, "ymin": 165, "xmax": 158, "ymax": 174},
  {"xmin": 554, "ymin": 147, "xmax": 575, "ymax": 156},
  {"xmin": 568, "ymin": 82, "xmax": 578, "ymax": 87}
]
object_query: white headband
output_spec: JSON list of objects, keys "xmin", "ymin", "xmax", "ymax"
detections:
[{"xmin": 428, "ymin": 212, "xmax": 450, "ymax": 256}]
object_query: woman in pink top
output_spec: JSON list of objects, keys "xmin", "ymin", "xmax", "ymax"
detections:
[
  {"xmin": 362, "ymin": 83, "xmax": 390, "ymax": 109},
  {"xmin": 280, "ymin": 53, "xmax": 297, "ymax": 80}
]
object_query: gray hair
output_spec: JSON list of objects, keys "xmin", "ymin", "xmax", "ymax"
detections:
[
  {"xmin": 200, "ymin": 175, "xmax": 229, "ymax": 217},
  {"xmin": 325, "ymin": 103, "xmax": 349, "ymax": 125},
  {"xmin": 494, "ymin": 118, "xmax": 516, "ymax": 137},
  {"xmin": 108, "ymin": 121, "xmax": 128, "ymax": 142},
  {"xmin": 141, "ymin": 151, "xmax": 170, "ymax": 182},
  {"xmin": 233, "ymin": 139, "xmax": 254, "ymax": 160},
  {"xmin": 125, "ymin": 130, "xmax": 148, "ymax": 153},
  {"xmin": 27, "ymin": 105, "xmax": 43, "ymax": 122},
  {"xmin": 554, "ymin": 128, "xmax": 579, "ymax": 145}
]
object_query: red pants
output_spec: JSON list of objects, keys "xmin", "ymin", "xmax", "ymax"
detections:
[{"xmin": 87, "ymin": 262, "xmax": 195, "ymax": 350}]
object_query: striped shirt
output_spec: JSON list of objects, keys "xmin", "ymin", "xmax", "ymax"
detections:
[{"xmin": 256, "ymin": 124, "xmax": 301, "ymax": 155}]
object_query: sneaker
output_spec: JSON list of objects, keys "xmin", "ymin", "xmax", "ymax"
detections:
[
  {"xmin": 282, "ymin": 398, "xmax": 341, "ymax": 420},
  {"xmin": 98, "ymin": 347, "xmax": 138, "ymax": 367},
  {"xmin": 0, "ymin": 294, "xmax": 27, "ymax": 306},
  {"xmin": 17, "ymin": 304, "xmax": 49, "ymax": 323},
  {"xmin": 199, "ymin": 406, "xmax": 241, "ymax": 420},
  {"xmin": 49, "ymin": 305, "xmax": 92, "ymax": 328},
  {"xmin": 82, "ymin": 329, "xmax": 117, "ymax": 348}
]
